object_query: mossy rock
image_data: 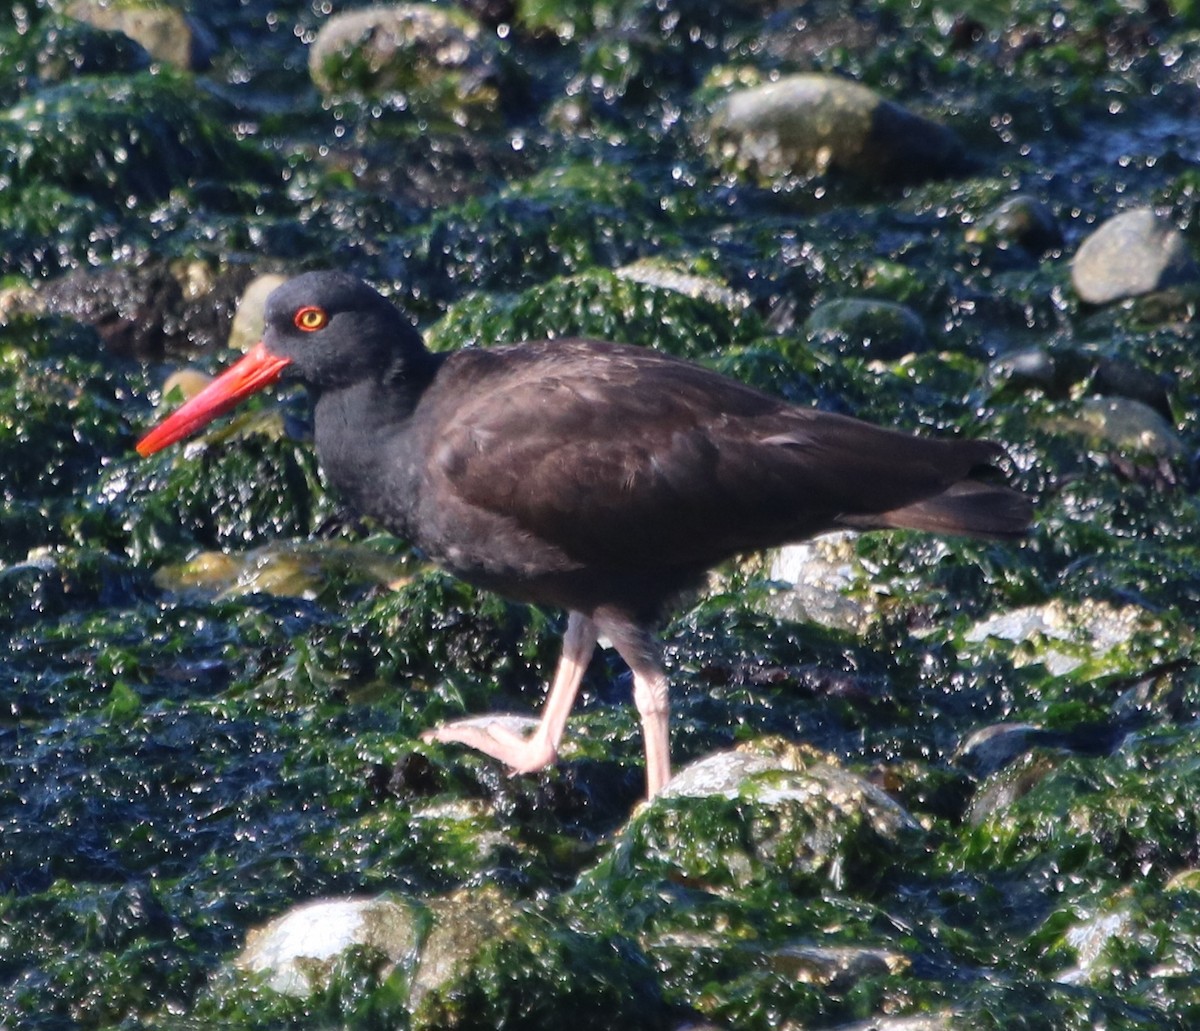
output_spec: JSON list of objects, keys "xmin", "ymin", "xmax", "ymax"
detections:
[
  {"xmin": 0, "ymin": 71, "xmax": 274, "ymax": 207},
  {"xmin": 309, "ymin": 3, "xmax": 503, "ymax": 131},
  {"xmin": 426, "ymin": 267, "xmax": 761, "ymax": 358}
]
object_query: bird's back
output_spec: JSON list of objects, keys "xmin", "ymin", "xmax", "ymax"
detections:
[{"xmin": 379, "ymin": 338, "xmax": 1028, "ymax": 618}]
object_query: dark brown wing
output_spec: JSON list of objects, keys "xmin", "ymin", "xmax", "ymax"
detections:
[{"xmin": 425, "ymin": 340, "xmax": 1024, "ymax": 570}]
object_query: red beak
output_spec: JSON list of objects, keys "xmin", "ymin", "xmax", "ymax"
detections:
[{"xmin": 136, "ymin": 341, "xmax": 293, "ymax": 457}]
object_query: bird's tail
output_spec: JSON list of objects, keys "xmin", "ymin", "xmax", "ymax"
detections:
[{"xmin": 840, "ymin": 478, "xmax": 1033, "ymax": 540}]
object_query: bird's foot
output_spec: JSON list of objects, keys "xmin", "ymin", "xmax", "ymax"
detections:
[{"xmin": 421, "ymin": 714, "xmax": 558, "ymax": 775}]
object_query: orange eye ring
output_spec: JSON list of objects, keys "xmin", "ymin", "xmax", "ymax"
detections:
[{"xmin": 294, "ymin": 305, "xmax": 328, "ymax": 332}]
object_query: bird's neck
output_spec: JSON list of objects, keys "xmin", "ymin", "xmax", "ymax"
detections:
[{"xmin": 311, "ymin": 350, "xmax": 446, "ymax": 533}]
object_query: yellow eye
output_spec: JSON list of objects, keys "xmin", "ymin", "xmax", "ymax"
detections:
[{"xmin": 294, "ymin": 305, "xmax": 328, "ymax": 332}]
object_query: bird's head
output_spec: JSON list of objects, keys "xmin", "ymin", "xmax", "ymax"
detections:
[{"xmin": 136, "ymin": 271, "xmax": 425, "ymax": 457}]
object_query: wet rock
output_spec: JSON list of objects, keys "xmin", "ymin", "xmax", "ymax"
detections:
[
  {"xmin": 987, "ymin": 346, "xmax": 1067, "ymax": 397},
  {"xmin": 989, "ymin": 348, "xmax": 1170, "ymax": 415},
  {"xmin": 707, "ymin": 73, "xmax": 970, "ymax": 189},
  {"xmin": 1071, "ymin": 207, "xmax": 1198, "ymax": 305},
  {"xmin": 641, "ymin": 741, "xmax": 921, "ymax": 891},
  {"xmin": 962, "ymin": 598, "xmax": 1149, "ymax": 676},
  {"xmin": 236, "ymin": 895, "xmax": 422, "ymax": 996},
  {"xmin": 763, "ymin": 531, "xmax": 875, "ymax": 633},
  {"xmin": 40, "ymin": 259, "xmax": 184, "ymax": 359},
  {"xmin": 804, "ymin": 297, "xmax": 930, "ymax": 360},
  {"xmin": 308, "ymin": 3, "xmax": 501, "ymax": 128},
  {"xmin": 966, "ymin": 194, "xmax": 1063, "ymax": 257},
  {"xmin": 66, "ymin": 0, "xmax": 216, "ymax": 70}
]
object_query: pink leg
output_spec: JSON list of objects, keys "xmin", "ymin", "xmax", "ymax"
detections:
[
  {"xmin": 594, "ymin": 610, "xmax": 673, "ymax": 798},
  {"xmin": 422, "ymin": 611, "xmax": 597, "ymax": 775},
  {"xmin": 631, "ymin": 667, "xmax": 671, "ymax": 797}
]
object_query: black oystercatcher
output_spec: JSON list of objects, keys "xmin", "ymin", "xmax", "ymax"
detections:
[{"xmin": 138, "ymin": 271, "xmax": 1032, "ymax": 797}]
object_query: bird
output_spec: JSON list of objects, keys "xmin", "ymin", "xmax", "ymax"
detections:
[{"xmin": 137, "ymin": 270, "xmax": 1032, "ymax": 798}]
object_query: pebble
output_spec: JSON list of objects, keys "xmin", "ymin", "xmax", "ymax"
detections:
[{"xmin": 1071, "ymin": 207, "xmax": 1198, "ymax": 304}]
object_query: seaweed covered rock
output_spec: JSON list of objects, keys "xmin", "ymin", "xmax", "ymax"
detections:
[
  {"xmin": 0, "ymin": 72, "xmax": 269, "ymax": 208},
  {"xmin": 427, "ymin": 267, "xmax": 760, "ymax": 357},
  {"xmin": 601, "ymin": 742, "xmax": 921, "ymax": 895},
  {"xmin": 804, "ymin": 297, "xmax": 930, "ymax": 360},
  {"xmin": 0, "ymin": 71, "xmax": 280, "ymax": 278},
  {"xmin": 308, "ymin": 3, "xmax": 502, "ymax": 129},
  {"xmin": 0, "ymin": 315, "xmax": 137, "ymax": 560},
  {"xmin": 75, "ymin": 406, "xmax": 337, "ymax": 565},
  {"xmin": 707, "ymin": 73, "xmax": 972, "ymax": 190},
  {"xmin": 232, "ymin": 886, "xmax": 668, "ymax": 1029}
]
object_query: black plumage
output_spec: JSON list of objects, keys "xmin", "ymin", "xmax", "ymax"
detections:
[{"xmin": 139, "ymin": 271, "xmax": 1032, "ymax": 796}]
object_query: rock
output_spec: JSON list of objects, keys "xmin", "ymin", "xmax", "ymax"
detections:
[
  {"xmin": 966, "ymin": 194, "xmax": 1063, "ymax": 256},
  {"xmin": 966, "ymin": 751, "xmax": 1061, "ymax": 826},
  {"xmin": 962, "ymin": 599, "xmax": 1149, "ymax": 677},
  {"xmin": 38, "ymin": 260, "xmax": 249, "ymax": 360},
  {"xmin": 707, "ymin": 73, "xmax": 970, "ymax": 189},
  {"xmin": 1070, "ymin": 396, "xmax": 1183, "ymax": 458},
  {"xmin": 1071, "ymin": 207, "xmax": 1198, "ymax": 304},
  {"xmin": 804, "ymin": 297, "xmax": 930, "ymax": 360},
  {"xmin": 764, "ymin": 531, "xmax": 875, "ymax": 633},
  {"xmin": 228, "ymin": 273, "xmax": 289, "ymax": 354},
  {"xmin": 65, "ymin": 0, "xmax": 215, "ymax": 70},
  {"xmin": 158, "ymin": 368, "xmax": 215, "ymax": 405},
  {"xmin": 308, "ymin": 3, "xmax": 501, "ymax": 127},
  {"xmin": 638, "ymin": 741, "xmax": 921, "ymax": 892},
  {"xmin": 236, "ymin": 896, "xmax": 422, "ymax": 996}
]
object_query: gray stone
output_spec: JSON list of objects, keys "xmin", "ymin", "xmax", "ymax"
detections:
[
  {"xmin": 708, "ymin": 73, "xmax": 969, "ymax": 189},
  {"xmin": 1071, "ymin": 207, "xmax": 1198, "ymax": 304}
]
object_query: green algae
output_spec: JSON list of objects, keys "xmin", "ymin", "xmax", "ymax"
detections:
[{"xmin": 0, "ymin": 0, "xmax": 1199, "ymax": 1026}]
